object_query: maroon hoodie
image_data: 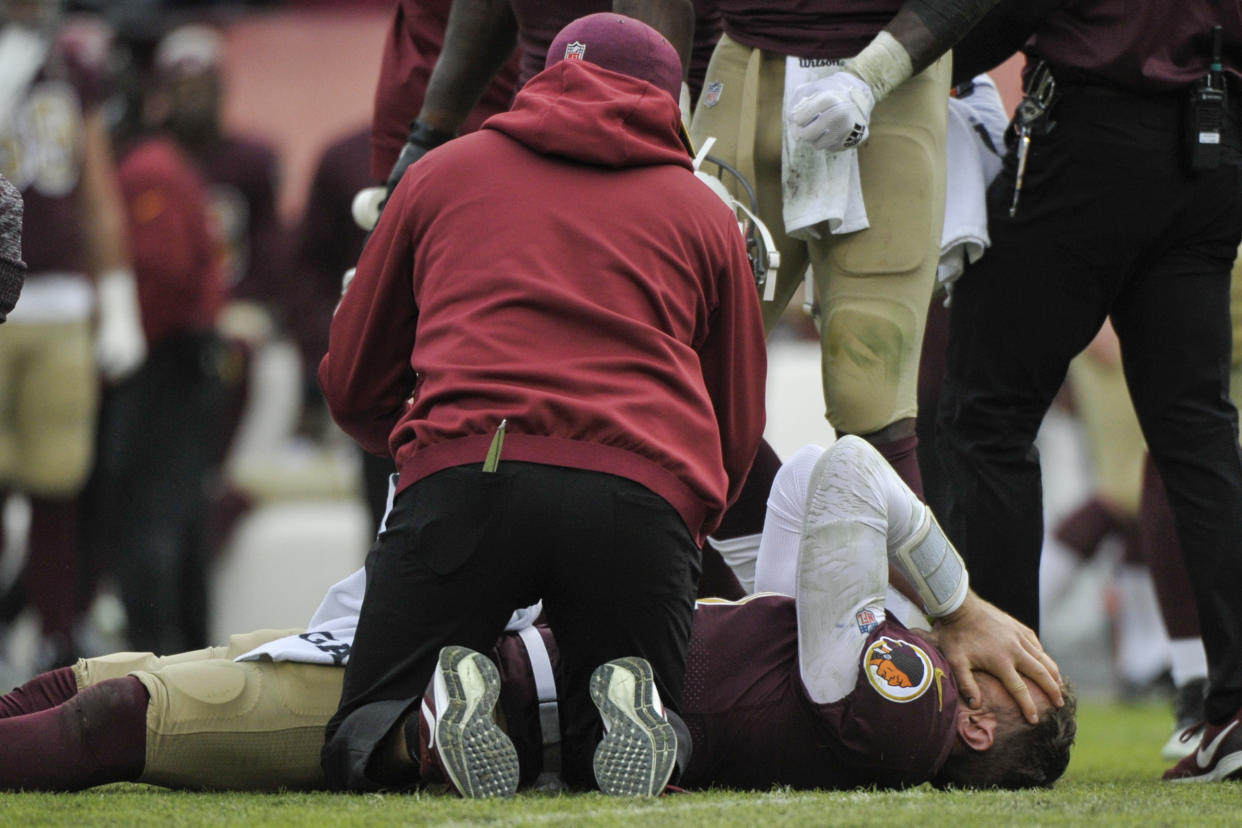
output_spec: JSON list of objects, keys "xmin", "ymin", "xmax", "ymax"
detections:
[{"xmin": 320, "ymin": 59, "xmax": 766, "ymax": 543}]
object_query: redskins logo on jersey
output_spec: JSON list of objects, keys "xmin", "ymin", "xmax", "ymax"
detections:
[
  {"xmin": 863, "ymin": 636, "xmax": 934, "ymax": 703},
  {"xmin": 0, "ymin": 79, "xmax": 84, "ymax": 197}
]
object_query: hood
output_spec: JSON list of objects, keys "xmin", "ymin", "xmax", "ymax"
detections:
[{"xmin": 482, "ymin": 59, "xmax": 692, "ymax": 171}]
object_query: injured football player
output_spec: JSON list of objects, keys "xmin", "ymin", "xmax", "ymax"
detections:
[{"xmin": 0, "ymin": 437, "xmax": 1072, "ymax": 793}]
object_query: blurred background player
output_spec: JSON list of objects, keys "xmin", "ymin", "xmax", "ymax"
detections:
[
  {"xmin": 0, "ymin": 0, "xmax": 146, "ymax": 674},
  {"xmin": 75, "ymin": 20, "xmax": 230, "ymax": 656},
  {"xmin": 146, "ymin": 22, "xmax": 283, "ymax": 323},
  {"xmin": 1039, "ymin": 320, "xmax": 1174, "ymax": 703}
]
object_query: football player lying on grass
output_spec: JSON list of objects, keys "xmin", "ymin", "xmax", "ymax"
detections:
[{"xmin": 0, "ymin": 437, "xmax": 1072, "ymax": 793}]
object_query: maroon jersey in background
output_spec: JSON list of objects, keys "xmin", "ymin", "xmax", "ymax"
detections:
[
  {"xmin": 713, "ymin": 0, "xmax": 900, "ymax": 61},
  {"xmin": 510, "ymin": 1, "xmax": 722, "ymax": 93},
  {"xmin": 1030, "ymin": 0, "xmax": 1242, "ymax": 93},
  {"xmin": 196, "ymin": 135, "xmax": 283, "ymax": 309},
  {"xmin": 117, "ymin": 137, "xmax": 225, "ymax": 346},
  {"xmin": 370, "ymin": 0, "xmax": 519, "ymax": 182},
  {"xmin": 286, "ymin": 126, "xmax": 370, "ymax": 370},
  {"xmin": 3, "ymin": 33, "xmax": 107, "ymax": 276},
  {"xmin": 680, "ymin": 595, "xmax": 958, "ymax": 790},
  {"xmin": 689, "ymin": 0, "xmax": 723, "ymax": 102}
]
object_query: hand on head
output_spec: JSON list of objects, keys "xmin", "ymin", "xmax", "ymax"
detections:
[{"xmin": 925, "ymin": 591, "xmax": 1063, "ymax": 723}]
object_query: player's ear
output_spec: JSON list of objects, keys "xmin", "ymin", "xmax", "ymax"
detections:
[{"xmin": 955, "ymin": 706, "xmax": 997, "ymax": 751}]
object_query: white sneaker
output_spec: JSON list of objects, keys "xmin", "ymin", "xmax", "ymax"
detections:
[
  {"xmin": 590, "ymin": 656, "xmax": 677, "ymax": 796},
  {"xmin": 418, "ymin": 645, "xmax": 519, "ymax": 798}
]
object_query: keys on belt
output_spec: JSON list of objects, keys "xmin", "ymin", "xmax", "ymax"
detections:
[{"xmin": 1009, "ymin": 62, "xmax": 1058, "ymax": 218}]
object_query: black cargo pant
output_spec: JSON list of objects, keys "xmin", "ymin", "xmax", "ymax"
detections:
[
  {"xmin": 321, "ymin": 461, "xmax": 700, "ymax": 790},
  {"xmin": 936, "ymin": 73, "xmax": 1242, "ymax": 723}
]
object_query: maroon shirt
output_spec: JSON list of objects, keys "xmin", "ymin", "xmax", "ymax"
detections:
[
  {"xmin": 287, "ymin": 127, "xmax": 371, "ymax": 370},
  {"xmin": 320, "ymin": 60, "xmax": 766, "ymax": 543},
  {"xmin": 370, "ymin": 0, "xmax": 519, "ymax": 181},
  {"xmin": 197, "ymin": 135, "xmax": 284, "ymax": 308},
  {"xmin": 714, "ymin": 0, "xmax": 901, "ymax": 61},
  {"xmin": 1030, "ymin": 0, "xmax": 1242, "ymax": 93},
  {"xmin": 118, "ymin": 137, "xmax": 225, "ymax": 345},
  {"xmin": 3, "ymin": 35, "xmax": 107, "ymax": 276},
  {"xmin": 691, "ymin": 0, "xmax": 724, "ymax": 102},
  {"xmin": 678, "ymin": 596, "xmax": 959, "ymax": 790}
]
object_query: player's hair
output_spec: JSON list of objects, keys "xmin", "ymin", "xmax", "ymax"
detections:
[{"xmin": 933, "ymin": 682, "xmax": 1078, "ymax": 790}]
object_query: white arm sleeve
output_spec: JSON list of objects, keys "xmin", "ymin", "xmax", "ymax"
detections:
[
  {"xmin": 794, "ymin": 437, "xmax": 891, "ymax": 703},
  {"xmin": 754, "ymin": 444, "xmax": 826, "ymax": 595},
  {"xmin": 753, "ymin": 442, "xmax": 929, "ymax": 627},
  {"xmin": 791, "ymin": 435, "xmax": 961, "ymax": 704}
]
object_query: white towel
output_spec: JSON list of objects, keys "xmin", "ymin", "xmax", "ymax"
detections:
[
  {"xmin": 939, "ymin": 74, "xmax": 1008, "ymax": 302},
  {"xmin": 782, "ymin": 57, "xmax": 869, "ymax": 241}
]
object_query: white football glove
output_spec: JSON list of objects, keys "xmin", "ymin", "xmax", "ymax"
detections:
[
  {"xmin": 788, "ymin": 71, "xmax": 876, "ymax": 153},
  {"xmin": 95, "ymin": 267, "xmax": 147, "ymax": 381}
]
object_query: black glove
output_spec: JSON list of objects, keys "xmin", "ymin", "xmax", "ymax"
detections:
[{"xmin": 385, "ymin": 119, "xmax": 457, "ymax": 196}]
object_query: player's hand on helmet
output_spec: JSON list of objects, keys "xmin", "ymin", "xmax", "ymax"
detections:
[
  {"xmin": 787, "ymin": 71, "xmax": 875, "ymax": 153},
  {"xmin": 384, "ymin": 119, "xmax": 457, "ymax": 197},
  {"xmin": 928, "ymin": 591, "xmax": 1064, "ymax": 723}
]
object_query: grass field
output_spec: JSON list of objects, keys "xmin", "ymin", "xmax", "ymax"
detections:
[{"xmin": 1, "ymin": 698, "xmax": 1236, "ymax": 826}]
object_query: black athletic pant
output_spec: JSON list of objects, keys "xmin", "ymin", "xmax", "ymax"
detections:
[
  {"xmin": 321, "ymin": 461, "xmax": 701, "ymax": 791},
  {"xmin": 936, "ymin": 74, "xmax": 1242, "ymax": 723},
  {"xmin": 83, "ymin": 331, "xmax": 227, "ymax": 654}
]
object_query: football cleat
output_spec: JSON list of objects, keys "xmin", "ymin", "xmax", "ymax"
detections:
[
  {"xmin": 1161, "ymin": 678, "xmax": 1207, "ymax": 761},
  {"xmin": 590, "ymin": 656, "xmax": 677, "ymax": 796},
  {"xmin": 419, "ymin": 645, "xmax": 519, "ymax": 798},
  {"xmin": 1162, "ymin": 705, "xmax": 1242, "ymax": 782}
]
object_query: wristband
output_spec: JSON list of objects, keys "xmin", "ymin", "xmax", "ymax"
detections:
[
  {"xmin": 843, "ymin": 31, "xmax": 914, "ymax": 103},
  {"xmin": 891, "ymin": 507, "xmax": 969, "ymax": 618},
  {"xmin": 406, "ymin": 119, "xmax": 456, "ymax": 151}
]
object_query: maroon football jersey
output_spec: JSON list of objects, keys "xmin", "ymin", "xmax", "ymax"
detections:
[
  {"xmin": 197, "ymin": 135, "xmax": 283, "ymax": 306},
  {"xmin": 1030, "ymin": 0, "xmax": 1242, "ymax": 93},
  {"xmin": 679, "ymin": 595, "xmax": 958, "ymax": 790},
  {"xmin": 510, "ymin": 0, "xmax": 722, "ymax": 92},
  {"xmin": 498, "ymin": 594, "xmax": 959, "ymax": 790},
  {"xmin": 2, "ymin": 35, "xmax": 107, "ymax": 276},
  {"xmin": 369, "ymin": 0, "xmax": 519, "ymax": 182},
  {"xmin": 286, "ymin": 127, "xmax": 371, "ymax": 369},
  {"xmin": 713, "ymin": 0, "xmax": 901, "ymax": 61}
]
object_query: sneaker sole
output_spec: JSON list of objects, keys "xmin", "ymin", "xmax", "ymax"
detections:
[
  {"xmin": 432, "ymin": 646, "xmax": 519, "ymax": 798},
  {"xmin": 590, "ymin": 657, "xmax": 677, "ymax": 796},
  {"xmin": 1168, "ymin": 751, "xmax": 1242, "ymax": 783}
]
